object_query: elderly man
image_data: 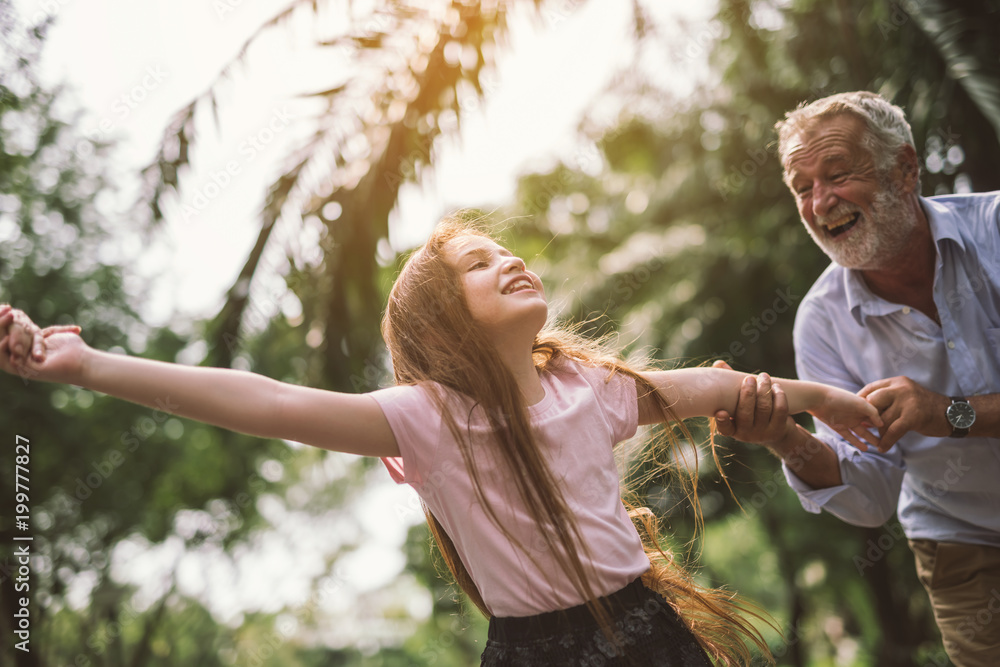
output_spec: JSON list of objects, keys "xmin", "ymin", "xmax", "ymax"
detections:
[{"xmin": 716, "ymin": 91, "xmax": 1000, "ymax": 664}]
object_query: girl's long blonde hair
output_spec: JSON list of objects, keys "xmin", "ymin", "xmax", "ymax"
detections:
[{"xmin": 381, "ymin": 217, "xmax": 775, "ymax": 664}]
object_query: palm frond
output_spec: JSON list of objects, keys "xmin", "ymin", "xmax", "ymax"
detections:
[
  {"xmin": 904, "ymin": 0, "xmax": 1000, "ymax": 142},
  {"xmin": 143, "ymin": 0, "xmax": 553, "ymax": 389},
  {"xmin": 139, "ymin": 0, "xmax": 324, "ymax": 224}
]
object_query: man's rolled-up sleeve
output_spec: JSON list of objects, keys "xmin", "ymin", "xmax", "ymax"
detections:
[
  {"xmin": 789, "ymin": 299, "xmax": 905, "ymax": 527},
  {"xmin": 783, "ymin": 427, "xmax": 904, "ymax": 527}
]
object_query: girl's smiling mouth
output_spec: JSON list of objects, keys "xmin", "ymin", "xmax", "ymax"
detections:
[{"xmin": 502, "ymin": 278, "xmax": 535, "ymax": 295}]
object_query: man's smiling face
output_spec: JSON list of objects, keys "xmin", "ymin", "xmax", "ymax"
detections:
[{"xmin": 785, "ymin": 114, "xmax": 917, "ymax": 270}]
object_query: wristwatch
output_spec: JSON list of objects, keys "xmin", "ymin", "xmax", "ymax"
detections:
[{"xmin": 946, "ymin": 396, "xmax": 976, "ymax": 438}]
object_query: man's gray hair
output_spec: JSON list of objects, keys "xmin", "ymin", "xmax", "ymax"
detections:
[{"xmin": 775, "ymin": 91, "xmax": 915, "ymax": 178}]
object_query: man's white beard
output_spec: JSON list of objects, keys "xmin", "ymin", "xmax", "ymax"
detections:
[{"xmin": 806, "ymin": 184, "xmax": 916, "ymax": 270}]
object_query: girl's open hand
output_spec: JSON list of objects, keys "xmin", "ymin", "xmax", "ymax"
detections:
[
  {"xmin": 808, "ymin": 385, "xmax": 884, "ymax": 452},
  {"xmin": 0, "ymin": 305, "xmax": 86, "ymax": 384}
]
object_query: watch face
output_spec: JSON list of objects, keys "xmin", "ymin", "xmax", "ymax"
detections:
[{"xmin": 947, "ymin": 401, "xmax": 976, "ymax": 429}]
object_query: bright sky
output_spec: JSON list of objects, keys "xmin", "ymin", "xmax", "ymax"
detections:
[
  {"xmin": 25, "ymin": 0, "xmax": 714, "ymax": 325},
  {"xmin": 18, "ymin": 0, "xmax": 717, "ymax": 648}
]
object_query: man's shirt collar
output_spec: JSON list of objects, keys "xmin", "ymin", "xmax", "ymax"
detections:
[{"xmin": 843, "ymin": 196, "xmax": 964, "ymax": 326}]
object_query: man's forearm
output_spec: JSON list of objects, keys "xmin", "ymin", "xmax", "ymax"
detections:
[
  {"xmin": 768, "ymin": 424, "xmax": 843, "ymax": 489},
  {"xmin": 967, "ymin": 394, "xmax": 1000, "ymax": 439}
]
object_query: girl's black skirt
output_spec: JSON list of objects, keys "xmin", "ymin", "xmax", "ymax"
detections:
[{"xmin": 480, "ymin": 577, "xmax": 713, "ymax": 666}]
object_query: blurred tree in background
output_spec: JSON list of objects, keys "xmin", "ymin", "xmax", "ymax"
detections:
[
  {"xmin": 0, "ymin": 4, "xmax": 335, "ymax": 665},
  {"xmin": 2, "ymin": 0, "xmax": 999, "ymax": 665}
]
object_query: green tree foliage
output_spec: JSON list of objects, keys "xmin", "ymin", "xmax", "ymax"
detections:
[
  {"xmin": 0, "ymin": 7, "xmax": 345, "ymax": 666},
  {"xmin": 497, "ymin": 1, "xmax": 1000, "ymax": 664}
]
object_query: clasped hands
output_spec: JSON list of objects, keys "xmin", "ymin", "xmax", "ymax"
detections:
[
  {"xmin": 711, "ymin": 360, "xmax": 948, "ymax": 454},
  {"xmin": 0, "ymin": 304, "xmax": 81, "ymax": 378}
]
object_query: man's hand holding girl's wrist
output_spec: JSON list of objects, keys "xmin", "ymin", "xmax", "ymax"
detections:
[{"xmin": 711, "ymin": 361, "xmax": 799, "ymax": 447}]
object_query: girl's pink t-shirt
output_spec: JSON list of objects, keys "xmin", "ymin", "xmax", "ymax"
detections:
[{"xmin": 371, "ymin": 359, "xmax": 650, "ymax": 618}]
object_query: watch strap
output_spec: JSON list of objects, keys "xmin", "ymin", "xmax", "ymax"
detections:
[{"xmin": 948, "ymin": 396, "xmax": 971, "ymax": 438}]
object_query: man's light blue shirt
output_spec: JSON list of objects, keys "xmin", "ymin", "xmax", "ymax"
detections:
[{"xmin": 786, "ymin": 192, "xmax": 1000, "ymax": 547}]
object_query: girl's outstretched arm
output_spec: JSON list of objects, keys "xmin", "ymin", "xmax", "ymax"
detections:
[
  {"xmin": 637, "ymin": 367, "xmax": 882, "ymax": 451},
  {"xmin": 0, "ymin": 308, "xmax": 398, "ymax": 458}
]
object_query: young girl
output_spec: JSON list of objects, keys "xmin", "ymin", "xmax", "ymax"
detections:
[{"xmin": 0, "ymin": 218, "xmax": 881, "ymax": 665}]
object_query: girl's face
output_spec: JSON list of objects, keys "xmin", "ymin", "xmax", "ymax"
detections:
[{"xmin": 444, "ymin": 235, "xmax": 547, "ymax": 336}]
